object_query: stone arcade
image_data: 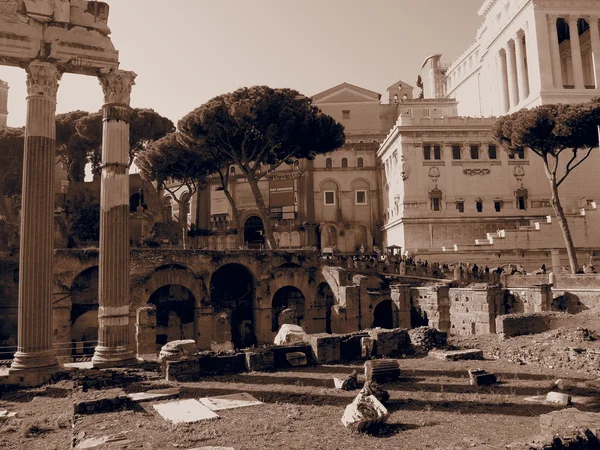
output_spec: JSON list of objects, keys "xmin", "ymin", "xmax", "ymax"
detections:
[{"xmin": 0, "ymin": 0, "xmax": 136, "ymax": 385}]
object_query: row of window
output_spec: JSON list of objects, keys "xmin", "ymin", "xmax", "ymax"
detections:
[
  {"xmin": 423, "ymin": 144, "xmax": 525, "ymax": 161},
  {"xmin": 430, "ymin": 197, "xmax": 527, "ymax": 212},
  {"xmin": 325, "ymin": 157, "xmax": 364, "ymax": 168},
  {"xmin": 323, "ymin": 190, "xmax": 367, "ymax": 206}
]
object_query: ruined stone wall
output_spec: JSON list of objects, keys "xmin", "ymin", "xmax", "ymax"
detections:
[
  {"xmin": 448, "ymin": 286, "xmax": 504, "ymax": 335},
  {"xmin": 505, "ymin": 284, "xmax": 552, "ymax": 314},
  {"xmin": 410, "ymin": 285, "xmax": 450, "ymax": 332},
  {"xmin": 551, "ymin": 289, "xmax": 600, "ymax": 312},
  {"xmin": 495, "ymin": 312, "xmax": 557, "ymax": 338}
]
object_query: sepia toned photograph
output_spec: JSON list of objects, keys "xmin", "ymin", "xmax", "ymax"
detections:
[{"xmin": 0, "ymin": 0, "xmax": 599, "ymax": 449}]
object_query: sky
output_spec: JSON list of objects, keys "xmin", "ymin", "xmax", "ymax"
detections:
[{"xmin": 1, "ymin": 0, "xmax": 485, "ymax": 128}]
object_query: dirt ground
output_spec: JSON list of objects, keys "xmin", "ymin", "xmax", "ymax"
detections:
[{"xmin": 1, "ymin": 318, "xmax": 599, "ymax": 450}]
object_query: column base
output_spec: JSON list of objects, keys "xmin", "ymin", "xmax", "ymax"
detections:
[
  {"xmin": 92, "ymin": 346, "xmax": 138, "ymax": 368},
  {"xmin": 8, "ymin": 350, "xmax": 58, "ymax": 387}
]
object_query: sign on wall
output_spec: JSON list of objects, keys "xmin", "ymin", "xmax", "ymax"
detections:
[{"xmin": 211, "ymin": 188, "xmax": 230, "ymax": 215}]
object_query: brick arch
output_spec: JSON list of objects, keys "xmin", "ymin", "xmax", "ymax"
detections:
[
  {"xmin": 208, "ymin": 262, "xmax": 258, "ymax": 292},
  {"xmin": 371, "ymin": 297, "xmax": 398, "ymax": 329},
  {"xmin": 63, "ymin": 263, "xmax": 101, "ymax": 293},
  {"xmin": 136, "ymin": 268, "xmax": 206, "ymax": 309}
]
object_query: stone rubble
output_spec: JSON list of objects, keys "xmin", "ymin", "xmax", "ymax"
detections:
[
  {"xmin": 364, "ymin": 359, "xmax": 400, "ymax": 383},
  {"xmin": 341, "ymin": 392, "xmax": 389, "ymax": 432},
  {"xmin": 468, "ymin": 368, "xmax": 498, "ymax": 386},
  {"xmin": 274, "ymin": 324, "xmax": 308, "ymax": 346},
  {"xmin": 333, "ymin": 370, "xmax": 359, "ymax": 390}
]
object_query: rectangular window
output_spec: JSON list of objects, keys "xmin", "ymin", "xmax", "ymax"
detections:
[
  {"xmin": 324, "ymin": 191, "xmax": 335, "ymax": 205},
  {"xmin": 517, "ymin": 148, "xmax": 525, "ymax": 159},
  {"xmin": 355, "ymin": 190, "xmax": 367, "ymax": 205},
  {"xmin": 508, "ymin": 152, "xmax": 515, "ymax": 159},
  {"xmin": 452, "ymin": 145, "xmax": 461, "ymax": 160},
  {"xmin": 432, "ymin": 197, "xmax": 440, "ymax": 211},
  {"xmin": 423, "ymin": 145, "xmax": 431, "ymax": 160},
  {"xmin": 488, "ymin": 145, "xmax": 497, "ymax": 159},
  {"xmin": 470, "ymin": 145, "xmax": 479, "ymax": 160},
  {"xmin": 518, "ymin": 196, "xmax": 526, "ymax": 210},
  {"xmin": 456, "ymin": 201, "xmax": 464, "ymax": 213},
  {"xmin": 494, "ymin": 201, "xmax": 502, "ymax": 212},
  {"xmin": 433, "ymin": 145, "xmax": 441, "ymax": 160},
  {"xmin": 476, "ymin": 201, "xmax": 483, "ymax": 212},
  {"xmin": 342, "ymin": 110, "xmax": 350, "ymax": 119}
]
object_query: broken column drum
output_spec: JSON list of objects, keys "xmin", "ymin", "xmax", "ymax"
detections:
[
  {"xmin": 10, "ymin": 61, "xmax": 62, "ymax": 375},
  {"xmin": 92, "ymin": 70, "xmax": 138, "ymax": 366}
]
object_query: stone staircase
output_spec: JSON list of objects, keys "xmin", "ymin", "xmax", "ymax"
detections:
[{"xmin": 443, "ymin": 202, "xmax": 600, "ymax": 252}]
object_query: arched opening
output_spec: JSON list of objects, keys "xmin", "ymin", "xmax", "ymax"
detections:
[
  {"xmin": 325, "ymin": 158, "xmax": 332, "ymax": 168},
  {"xmin": 71, "ymin": 266, "xmax": 99, "ymax": 355},
  {"xmin": 355, "ymin": 225, "xmax": 368, "ymax": 250},
  {"xmin": 130, "ymin": 191, "xmax": 145, "ymax": 212},
  {"xmin": 163, "ymin": 195, "xmax": 173, "ymax": 221},
  {"xmin": 373, "ymin": 300, "xmax": 397, "ymax": 329},
  {"xmin": 210, "ymin": 264, "xmax": 256, "ymax": 349},
  {"xmin": 244, "ymin": 215, "xmax": 264, "ymax": 249},
  {"xmin": 147, "ymin": 284, "xmax": 195, "ymax": 350},
  {"xmin": 357, "ymin": 157, "xmax": 364, "ymax": 168},
  {"xmin": 341, "ymin": 158, "xmax": 348, "ymax": 168},
  {"xmin": 317, "ymin": 282, "xmax": 335, "ymax": 333},
  {"xmin": 272, "ymin": 286, "xmax": 305, "ymax": 332}
]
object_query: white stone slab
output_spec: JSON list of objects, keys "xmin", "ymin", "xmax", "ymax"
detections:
[
  {"xmin": 153, "ymin": 399, "xmax": 219, "ymax": 423},
  {"xmin": 128, "ymin": 387, "xmax": 180, "ymax": 402},
  {"xmin": 199, "ymin": 392, "xmax": 263, "ymax": 411}
]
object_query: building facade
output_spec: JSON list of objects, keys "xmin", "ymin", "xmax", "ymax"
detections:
[{"xmin": 380, "ymin": 0, "xmax": 600, "ymax": 256}]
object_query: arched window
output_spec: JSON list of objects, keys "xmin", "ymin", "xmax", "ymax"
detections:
[
  {"xmin": 325, "ymin": 158, "xmax": 332, "ymax": 168},
  {"xmin": 341, "ymin": 158, "xmax": 348, "ymax": 168},
  {"xmin": 357, "ymin": 157, "xmax": 364, "ymax": 168},
  {"xmin": 230, "ymin": 166, "xmax": 236, "ymax": 175},
  {"xmin": 393, "ymin": 94, "xmax": 399, "ymax": 103}
]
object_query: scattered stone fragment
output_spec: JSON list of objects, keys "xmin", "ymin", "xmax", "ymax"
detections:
[
  {"xmin": 285, "ymin": 351, "xmax": 307, "ymax": 366},
  {"xmin": 359, "ymin": 380, "xmax": 390, "ymax": 404},
  {"xmin": 199, "ymin": 393, "xmax": 263, "ymax": 411},
  {"xmin": 274, "ymin": 324, "xmax": 308, "ymax": 346},
  {"xmin": 127, "ymin": 387, "xmax": 180, "ymax": 402},
  {"xmin": 153, "ymin": 399, "xmax": 219, "ymax": 424},
  {"xmin": 245, "ymin": 350, "xmax": 275, "ymax": 372},
  {"xmin": 468, "ymin": 368, "xmax": 497, "ymax": 386},
  {"xmin": 545, "ymin": 391, "xmax": 572, "ymax": 406},
  {"xmin": 0, "ymin": 410, "xmax": 16, "ymax": 421},
  {"xmin": 75, "ymin": 432, "xmax": 132, "ymax": 449},
  {"xmin": 341, "ymin": 393, "xmax": 389, "ymax": 432},
  {"xmin": 333, "ymin": 370, "xmax": 359, "ymax": 391},
  {"xmin": 429, "ymin": 349, "xmax": 483, "ymax": 361},
  {"xmin": 308, "ymin": 333, "xmax": 341, "ymax": 364},
  {"xmin": 158, "ymin": 339, "xmax": 198, "ymax": 363},
  {"xmin": 364, "ymin": 359, "xmax": 400, "ymax": 383}
]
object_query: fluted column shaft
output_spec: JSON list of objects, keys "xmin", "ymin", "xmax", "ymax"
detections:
[
  {"xmin": 506, "ymin": 42, "xmax": 519, "ymax": 109},
  {"xmin": 588, "ymin": 16, "xmax": 600, "ymax": 88},
  {"xmin": 567, "ymin": 16, "xmax": 585, "ymax": 89},
  {"xmin": 515, "ymin": 32, "xmax": 529, "ymax": 102},
  {"xmin": 10, "ymin": 62, "xmax": 61, "ymax": 375},
  {"xmin": 548, "ymin": 15, "xmax": 564, "ymax": 88},
  {"xmin": 92, "ymin": 70, "xmax": 137, "ymax": 367},
  {"xmin": 498, "ymin": 51, "xmax": 510, "ymax": 113}
]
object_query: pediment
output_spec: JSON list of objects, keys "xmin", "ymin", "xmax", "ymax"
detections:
[{"xmin": 313, "ymin": 82, "xmax": 381, "ymax": 104}]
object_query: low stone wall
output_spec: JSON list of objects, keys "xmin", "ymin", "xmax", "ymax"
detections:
[
  {"xmin": 495, "ymin": 312, "xmax": 557, "ymax": 338},
  {"xmin": 166, "ymin": 353, "xmax": 246, "ymax": 382},
  {"xmin": 551, "ymin": 289, "xmax": 600, "ymax": 312},
  {"xmin": 448, "ymin": 286, "xmax": 504, "ymax": 335}
]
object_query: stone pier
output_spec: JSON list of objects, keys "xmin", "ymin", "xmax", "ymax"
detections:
[
  {"xmin": 92, "ymin": 70, "xmax": 138, "ymax": 367},
  {"xmin": 9, "ymin": 61, "xmax": 61, "ymax": 385}
]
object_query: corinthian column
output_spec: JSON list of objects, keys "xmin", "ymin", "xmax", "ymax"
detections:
[
  {"xmin": 9, "ymin": 62, "xmax": 61, "ymax": 384},
  {"xmin": 587, "ymin": 16, "xmax": 600, "ymax": 88},
  {"xmin": 505, "ymin": 41, "xmax": 518, "ymax": 109},
  {"xmin": 548, "ymin": 15, "xmax": 564, "ymax": 88},
  {"xmin": 567, "ymin": 16, "xmax": 585, "ymax": 89},
  {"xmin": 92, "ymin": 69, "xmax": 138, "ymax": 367}
]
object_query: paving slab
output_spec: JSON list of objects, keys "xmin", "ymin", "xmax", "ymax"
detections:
[
  {"xmin": 429, "ymin": 349, "xmax": 483, "ymax": 361},
  {"xmin": 199, "ymin": 392, "xmax": 263, "ymax": 411},
  {"xmin": 127, "ymin": 387, "xmax": 180, "ymax": 402},
  {"xmin": 153, "ymin": 399, "xmax": 219, "ymax": 423},
  {"xmin": 75, "ymin": 431, "xmax": 132, "ymax": 449}
]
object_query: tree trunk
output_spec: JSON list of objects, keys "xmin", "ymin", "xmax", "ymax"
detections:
[
  {"xmin": 222, "ymin": 188, "xmax": 241, "ymax": 248},
  {"xmin": 548, "ymin": 176, "xmax": 579, "ymax": 274},
  {"xmin": 246, "ymin": 174, "xmax": 275, "ymax": 249}
]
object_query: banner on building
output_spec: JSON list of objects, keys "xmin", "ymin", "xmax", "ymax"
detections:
[
  {"xmin": 211, "ymin": 188, "xmax": 230, "ymax": 215},
  {"xmin": 269, "ymin": 179, "xmax": 295, "ymax": 208}
]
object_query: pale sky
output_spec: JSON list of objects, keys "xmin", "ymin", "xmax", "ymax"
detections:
[{"xmin": 1, "ymin": 0, "xmax": 484, "ymax": 128}]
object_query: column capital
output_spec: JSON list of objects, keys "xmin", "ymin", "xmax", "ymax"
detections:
[
  {"xmin": 547, "ymin": 14, "xmax": 562, "ymax": 23},
  {"xmin": 583, "ymin": 15, "xmax": 599, "ymax": 27},
  {"xmin": 515, "ymin": 29, "xmax": 525, "ymax": 39},
  {"xmin": 566, "ymin": 15, "xmax": 580, "ymax": 25},
  {"xmin": 25, "ymin": 61, "xmax": 61, "ymax": 98},
  {"xmin": 99, "ymin": 69, "xmax": 137, "ymax": 105}
]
